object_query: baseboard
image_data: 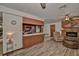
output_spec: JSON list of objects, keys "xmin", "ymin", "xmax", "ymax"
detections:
[{"xmin": 3, "ymin": 47, "xmax": 23, "ymax": 56}]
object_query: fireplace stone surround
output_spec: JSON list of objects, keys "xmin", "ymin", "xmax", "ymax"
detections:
[{"xmin": 62, "ymin": 16, "xmax": 79, "ymax": 49}]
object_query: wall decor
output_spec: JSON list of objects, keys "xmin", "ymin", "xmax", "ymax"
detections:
[
  {"xmin": 11, "ymin": 20, "xmax": 17, "ymax": 25},
  {"xmin": 6, "ymin": 32, "xmax": 14, "ymax": 51}
]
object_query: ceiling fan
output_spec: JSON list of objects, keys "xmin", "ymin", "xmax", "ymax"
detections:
[
  {"xmin": 40, "ymin": 3, "xmax": 46, "ymax": 9},
  {"xmin": 59, "ymin": 4, "xmax": 72, "ymax": 20}
]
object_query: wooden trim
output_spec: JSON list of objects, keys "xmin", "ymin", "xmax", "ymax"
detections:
[
  {"xmin": 50, "ymin": 25, "xmax": 55, "ymax": 37},
  {"xmin": 71, "ymin": 16, "xmax": 79, "ymax": 18},
  {"xmin": 23, "ymin": 17, "xmax": 44, "ymax": 22}
]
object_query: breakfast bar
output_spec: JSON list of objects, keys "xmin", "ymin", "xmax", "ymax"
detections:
[
  {"xmin": 23, "ymin": 33, "xmax": 44, "ymax": 48},
  {"xmin": 22, "ymin": 17, "xmax": 44, "ymax": 48}
]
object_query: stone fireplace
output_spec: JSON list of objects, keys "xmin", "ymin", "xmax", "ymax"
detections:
[{"xmin": 62, "ymin": 16, "xmax": 79, "ymax": 49}]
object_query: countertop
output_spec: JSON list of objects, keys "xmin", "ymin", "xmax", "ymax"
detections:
[{"xmin": 23, "ymin": 32, "xmax": 44, "ymax": 36}]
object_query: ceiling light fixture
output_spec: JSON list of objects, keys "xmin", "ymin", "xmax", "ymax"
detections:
[{"xmin": 40, "ymin": 3, "xmax": 46, "ymax": 9}]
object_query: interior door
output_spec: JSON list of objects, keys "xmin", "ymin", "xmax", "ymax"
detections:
[{"xmin": 50, "ymin": 25, "xmax": 55, "ymax": 37}]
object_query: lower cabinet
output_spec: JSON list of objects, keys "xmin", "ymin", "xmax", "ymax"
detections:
[{"xmin": 23, "ymin": 35, "xmax": 44, "ymax": 48}]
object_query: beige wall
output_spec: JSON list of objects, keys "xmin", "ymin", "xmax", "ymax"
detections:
[
  {"xmin": 0, "ymin": 5, "xmax": 44, "ymax": 54},
  {"xmin": 0, "ymin": 5, "xmax": 44, "ymax": 21},
  {"xmin": 44, "ymin": 21, "xmax": 62, "ymax": 37},
  {"xmin": 3, "ymin": 13, "xmax": 22, "ymax": 54}
]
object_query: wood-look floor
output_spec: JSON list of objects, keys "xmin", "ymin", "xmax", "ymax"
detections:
[{"xmin": 6, "ymin": 38, "xmax": 79, "ymax": 56}]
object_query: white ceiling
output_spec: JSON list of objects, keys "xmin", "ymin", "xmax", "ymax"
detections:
[{"xmin": 0, "ymin": 3, "xmax": 79, "ymax": 23}]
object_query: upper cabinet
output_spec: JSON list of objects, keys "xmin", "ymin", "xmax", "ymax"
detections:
[{"xmin": 23, "ymin": 17, "xmax": 44, "ymax": 26}]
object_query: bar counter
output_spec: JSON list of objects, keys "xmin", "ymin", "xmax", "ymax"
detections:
[
  {"xmin": 23, "ymin": 33, "xmax": 44, "ymax": 36},
  {"xmin": 23, "ymin": 33, "xmax": 44, "ymax": 48}
]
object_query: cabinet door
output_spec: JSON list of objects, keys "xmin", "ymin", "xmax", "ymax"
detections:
[
  {"xmin": 30, "ymin": 35, "xmax": 44, "ymax": 45},
  {"xmin": 23, "ymin": 36, "xmax": 32, "ymax": 48},
  {"xmin": 23, "ymin": 35, "xmax": 44, "ymax": 48}
]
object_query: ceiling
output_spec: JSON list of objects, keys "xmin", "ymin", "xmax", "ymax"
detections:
[{"xmin": 0, "ymin": 3, "xmax": 79, "ymax": 23}]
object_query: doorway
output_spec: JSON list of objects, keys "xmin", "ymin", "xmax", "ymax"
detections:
[{"xmin": 50, "ymin": 24, "xmax": 55, "ymax": 37}]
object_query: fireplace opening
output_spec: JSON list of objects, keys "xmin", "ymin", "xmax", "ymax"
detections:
[{"xmin": 66, "ymin": 32, "xmax": 77, "ymax": 37}]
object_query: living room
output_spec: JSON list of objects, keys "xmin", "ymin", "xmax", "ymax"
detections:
[{"xmin": 0, "ymin": 3, "xmax": 79, "ymax": 56}]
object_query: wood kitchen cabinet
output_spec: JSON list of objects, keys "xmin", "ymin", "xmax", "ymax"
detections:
[
  {"xmin": 23, "ymin": 34, "xmax": 44, "ymax": 48},
  {"xmin": 22, "ymin": 17, "xmax": 44, "ymax": 48},
  {"xmin": 23, "ymin": 17, "xmax": 44, "ymax": 26}
]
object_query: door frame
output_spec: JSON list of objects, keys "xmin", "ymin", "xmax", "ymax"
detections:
[{"xmin": 50, "ymin": 24, "xmax": 55, "ymax": 37}]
